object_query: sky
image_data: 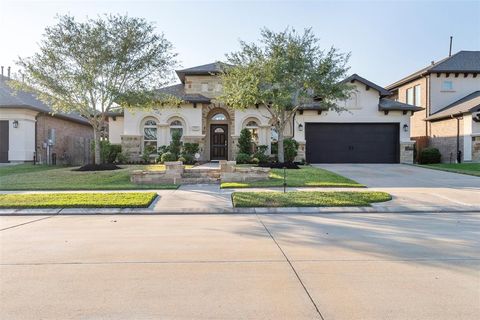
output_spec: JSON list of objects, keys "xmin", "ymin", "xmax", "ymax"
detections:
[{"xmin": 0, "ymin": 0, "xmax": 479, "ymax": 86}]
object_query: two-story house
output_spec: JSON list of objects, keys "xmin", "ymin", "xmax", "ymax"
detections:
[
  {"xmin": 386, "ymin": 51, "xmax": 480, "ymax": 163},
  {"xmin": 108, "ymin": 62, "xmax": 421, "ymax": 163}
]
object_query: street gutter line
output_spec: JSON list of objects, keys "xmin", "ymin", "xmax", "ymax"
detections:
[
  {"xmin": 255, "ymin": 214, "xmax": 325, "ymax": 320},
  {"xmin": 0, "ymin": 215, "xmax": 56, "ymax": 231}
]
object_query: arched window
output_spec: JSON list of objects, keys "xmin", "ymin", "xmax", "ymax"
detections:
[
  {"xmin": 244, "ymin": 119, "xmax": 259, "ymax": 151},
  {"xmin": 170, "ymin": 119, "xmax": 183, "ymax": 138},
  {"xmin": 143, "ymin": 119, "xmax": 157, "ymax": 150},
  {"xmin": 211, "ymin": 113, "xmax": 226, "ymax": 121},
  {"xmin": 270, "ymin": 126, "xmax": 279, "ymax": 142}
]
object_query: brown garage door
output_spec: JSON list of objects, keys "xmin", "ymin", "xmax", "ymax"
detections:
[
  {"xmin": 0, "ymin": 120, "xmax": 9, "ymax": 163},
  {"xmin": 305, "ymin": 123, "xmax": 400, "ymax": 163}
]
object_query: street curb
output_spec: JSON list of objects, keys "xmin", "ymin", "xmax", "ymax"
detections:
[{"xmin": 1, "ymin": 205, "xmax": 480, "ymax": 215}]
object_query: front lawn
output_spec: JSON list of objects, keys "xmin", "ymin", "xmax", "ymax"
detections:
[
  {"xmin": 232, "ymin": 191, "xmax": 391, "ymax": 207},
  {"xmin": 0, "ymin": 192, "xmax": 157, "ymax": 208},
  {"xmin": 221, "ymin": 166, "xmax": 363, "ymax": 188},
  {"xmin": 0, "ymin": 164, "xmax": 178, "ymax": 190},
  {"xmin": 420, "ymin": 163, "xmax": 480, "ymax": 177}
]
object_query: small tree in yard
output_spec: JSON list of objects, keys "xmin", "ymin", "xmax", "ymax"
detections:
[
  {"xmin": 12, "ymin": 14, "xmax": 179, "ymax": 165},
  {"xmin": 219, "ymin": 28, "xmax": 352, "ymax": 162}
]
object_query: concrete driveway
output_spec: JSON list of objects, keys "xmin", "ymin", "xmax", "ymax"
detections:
[
  {"xmin": 314, "ymin": 164, "xmax": 480, "ymax": 188},
  {"xmin": 1, "ymin": 213, "xmax": 479, "ymax": 319},
  {"xmin": 314, "ymin": 164, "xmax": 480, "ymax": 211}
]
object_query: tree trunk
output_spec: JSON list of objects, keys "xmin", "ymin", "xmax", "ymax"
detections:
[
  {"xmin": 277, "ymin": 125, "xmax": 285, "ymax": 163},
  {"xmin": 93, "ymin": 127, "xmax": 101, "ymax": 165}
]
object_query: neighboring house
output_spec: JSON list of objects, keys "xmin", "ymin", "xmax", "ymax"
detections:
[
  {"xmin": 0, "ymin": 75, "xmax": 93, "ymax": 165},
  {"xmin": 386, "ymin": 51, "xmax": 480, "ymax": 163},
  {"xmin": 109, "ymin": 62, "xmax": 421, "ymax": 163}
]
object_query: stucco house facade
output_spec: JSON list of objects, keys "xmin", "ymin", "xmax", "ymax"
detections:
[
  {"xmin": 387, "ymin": 51, "xmax": 480, "ymax": 163},
  {"xmin": 108, "ymin": 62, "xmax": 421, "ymax": 164},
  {"xmin": 0, "ymin": 75, "xmax": 93, "ymax": 165}
]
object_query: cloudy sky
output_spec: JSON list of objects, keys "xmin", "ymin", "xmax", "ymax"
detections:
[{"xmin": 0, "ymin": 0, "xmax": 479, "ymax": 86}]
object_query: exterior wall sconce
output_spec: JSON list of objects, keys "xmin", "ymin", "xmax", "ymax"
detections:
[
  {"xmin": 403, "ymin": 124, "xmax": 409, "ymax": 132},
  {"xmin": 298, "ymin": 123, "xmax": 304, "ymax": 131},
  {"xmin": 12, "ymin": 120, "xmax": 19, "ymax": 128}
]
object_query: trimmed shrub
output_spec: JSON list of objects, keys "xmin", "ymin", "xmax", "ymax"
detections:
[
  {"xmin": 253, "ymin": 145, "xmax": 269, "ymax": 163},
  {"xmin": 236, "ymin": 153, "xmax": 251, "ymax": 164},
  {"xmin": 169, "ymin": 130, "xmax": 183, "ymax": 159},
  {"xmin": 181, "ymin": 142, "xmax": 199, "ymax": 164},
  {"xmin": 161, "ymin": 151, "xmax": 176, "ymax": 163},
  {"xmin": 181, "ymin": 154, "xmax": 194, "ymax": 165},
  {"xmin": 178, "ymin": 156, "xmax": 186, "ymax": 163},
  {"xmin": 419, "ymin": 147, "xmax": 441, "ymax": 164},
  {"xmin": 116, "ymin": 152, "xmax": 128, "ymax": 164},
  {"xmin": 250, "ymin": 157, "xmax": 260, "ymax": 165},
  {"xmin": 238, "ymin": 129, "xmax": 252, "ymax": 155},
  {"xmin": 141, "ymin": 145, "xmax": 156, "ymax": 164},
  {"xmin": 284, "ymin": 138, "xmax": 299, "ymax": 162}
]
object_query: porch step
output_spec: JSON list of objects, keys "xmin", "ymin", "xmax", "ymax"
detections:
[{"xmin": 181, "ymin": 177, "xmax": 220, "ymax": 184}]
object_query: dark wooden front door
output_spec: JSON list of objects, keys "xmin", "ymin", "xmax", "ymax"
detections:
[
  {"xmin": 0, "ymin": 121, "xmax": 9, "ymax": 163},
  {"xmin": 210, "ymin": 124, "xmax": 228, "ymax": 160}
]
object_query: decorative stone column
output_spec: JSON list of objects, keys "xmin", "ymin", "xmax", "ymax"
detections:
[{"xmin": 400, "ymin": 141, "xmax": 415, "ymax": 164}]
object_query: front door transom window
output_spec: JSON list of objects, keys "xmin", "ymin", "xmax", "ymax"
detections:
[{"xmin": 211, "ymin": 113, "xmax": 227, "ymax": 121}]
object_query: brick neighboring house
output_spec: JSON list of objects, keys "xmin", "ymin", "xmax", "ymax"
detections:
[
  {"xmin": 0, "ymin": 76, "xmax": 93, "ymax": 165},
  {"xmin": 387, "ymin": 51, "xmax": 480, "ymax": 163}
]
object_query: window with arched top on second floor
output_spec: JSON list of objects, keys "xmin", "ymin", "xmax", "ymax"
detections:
[
  {"xmin": 143, "ymin": 119, "xmax": 158, "ymax": 150},
  {"xmin": 170, "ymin": 119, "xmax": 184, "ymax": 138}
]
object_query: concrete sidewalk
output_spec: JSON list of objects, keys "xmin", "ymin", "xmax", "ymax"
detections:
[{"xmin": 1, "ymin": 183, "xmax": 480, "ymax": 215}]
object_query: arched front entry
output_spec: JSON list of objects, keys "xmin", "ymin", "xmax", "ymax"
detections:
[{"xmin": 205, "ymin": 107, "xmax": 232, "ymax": 160}]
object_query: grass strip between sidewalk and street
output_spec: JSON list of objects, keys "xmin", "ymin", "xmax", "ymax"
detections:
[
  {"xmin": 221, "ymin": 166, "xmax": 364, "ymax": 188},
  {"xmin": 0, "ymin": 192, "xmax": 158, "ymax": 208},
  {"xmin": 232, "ymin": 191, "xmax": 392, "ymax": 207}
]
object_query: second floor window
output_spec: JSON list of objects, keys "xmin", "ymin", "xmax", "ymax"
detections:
[
  {"xmin": 406, "ymin": 85, "xmax": 421, "ymax": 106},
  {"xmin": 201, "ymin": 83, "xmax": 208, "ymax": 92},
  {"xmin": 442, "ymin": 80, "xmax": 454, "ymax": 91},
  {"xmin": 414, "ymin": 85, "xmax": 421, "ymax": 106}
]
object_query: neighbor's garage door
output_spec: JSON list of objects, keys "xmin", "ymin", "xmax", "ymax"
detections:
[{"xmin": 305, "ymin": 123, "xmax": 399, "ymax": 163}]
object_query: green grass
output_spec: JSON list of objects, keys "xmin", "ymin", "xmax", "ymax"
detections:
[
  {"xmin": 0, "ymin": 192, "xmax": 158, "ymax": 208},
  {"xmin": 221, "ymin": 165, "xmax": 363, "ymax": 188},
  {"xmin": 0, "ymin": 164, "xmax": 178, "ymax": 190},
  {"xmin": 420, "ymin": 163, "xmax": 480, "ymax": 177},
  {"xmin": 232, "ymin": 191, "xmax": 392, "ymax": 207}
]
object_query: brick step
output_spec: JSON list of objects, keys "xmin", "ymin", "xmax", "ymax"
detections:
[
  {"xmin": 180, "ymin": 178, "xmax": 220, "ymax": 184},
  {"xmin": 182, "ymin": 172, "xmax": 221, "ymax": 178}
]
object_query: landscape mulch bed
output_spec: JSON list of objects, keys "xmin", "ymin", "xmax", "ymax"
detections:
[
  {"xmin": 258, "ymin": 162, "xmax": 300, "ymax": 169},
  {"xmin": 73, "ymin": 164, "xmax": 123, "ymax": 171}
]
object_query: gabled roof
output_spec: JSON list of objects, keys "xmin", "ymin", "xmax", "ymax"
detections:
[
  {"xmin": 425, "ymin": 91, "xmax": 480, "ymax": 121},
  {"xmin": 0, "ymin": 79, "xmax": 90, "ymax": 125},
  {"xmin": 342, "ymin": 74, "xmax": 392, "ymax": 96},
  {"xmin": 157, "ymin": 83, "xmax": 211, "ymax": 103},
  {"xmin": 379, "ymin": 98, "xmax": 423, "ymax": 112},
  {"xmin": 175, "ymin": 61, "xmax": 232, "ymax": 83},
  {"xmin": 386, "ymin": 51, "xmax": 480, "ymax": 90}
]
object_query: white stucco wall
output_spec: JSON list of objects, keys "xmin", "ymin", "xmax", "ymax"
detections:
[
  {"xmin": 0, "ymin": 108, "xmax": 37, "ymax": 162},
  {"xmin": 430, "ymin": 74, "xmax": 480, "ymax": 114},
  {"xmin": 294, "ymin": 82, "xmax": 412, "ymax": 143},
  {"xmin": 108, "ymin": 116, "xmax": 124, "ymax": 144},
  {"xmin": 463, "ymin": 114, "xmax": 473, "ymax": 161}
]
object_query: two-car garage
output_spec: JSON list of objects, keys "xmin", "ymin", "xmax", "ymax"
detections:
[{"xmin": 305, "ymin": 123, "xmax": 400, "ymax": 163}]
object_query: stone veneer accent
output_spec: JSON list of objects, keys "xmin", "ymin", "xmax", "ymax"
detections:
[
  {"xmin": 121, "ymin": 135, "xmax": 142, "ymax": 162},
  {"xmin": 472, "ymin": 136, "xmax": 480, "ymax": 162},
  {"xmin": 400, "ymin": 141, "xmax": 415, "ymax": 164},
  {"xmin": 130, "ymin": 161, "xmax": 270, "ymax": 185}
]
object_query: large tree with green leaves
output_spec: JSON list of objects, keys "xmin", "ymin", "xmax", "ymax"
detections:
[
  {"xmin": 219, "ymin": 28, "xmax": 352, "ymax": 162},
  {"xmin": 14, "ymin": 14, "xmax": 179, "ymax": 165}
]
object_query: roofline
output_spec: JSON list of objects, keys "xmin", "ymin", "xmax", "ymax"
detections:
[{"xmin": 0, "ymin": 104, "xmax": 91, "ymax": 126}]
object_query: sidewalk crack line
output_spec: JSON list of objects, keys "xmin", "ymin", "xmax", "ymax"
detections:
[{"xmin": 256, "ymin": 214, "xmax": 325, "ymax": 320}]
